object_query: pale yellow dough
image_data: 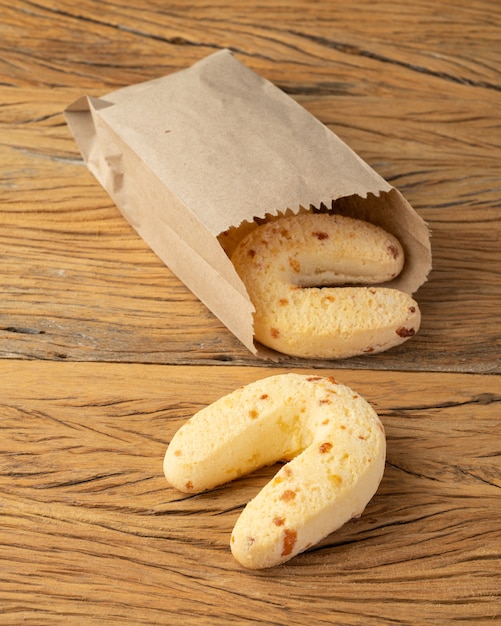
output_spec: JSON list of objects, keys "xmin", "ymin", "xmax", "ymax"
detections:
[
  {"xmin": 163, "ymin": 373, "xmax": 386, "ymax": 569},
  {"xmin": 230, "ymin": 213, "xmax": 421, "ymax": 358}
]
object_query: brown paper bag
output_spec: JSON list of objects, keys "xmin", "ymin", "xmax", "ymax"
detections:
[{"xmin": 65, "ymin": 49, "xmax": 431, "ymax": 357}]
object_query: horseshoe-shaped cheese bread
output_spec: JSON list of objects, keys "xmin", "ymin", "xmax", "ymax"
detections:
[
  {"xmin": 163, "ymin": 373, "xmax": 386, "ymax": 569},
  {"xmin": 230, "ymin": 213, "xmax": 421, "ymax": 358}
]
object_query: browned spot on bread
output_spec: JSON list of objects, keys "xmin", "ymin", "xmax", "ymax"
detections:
[
  {"xmin": 260, "ymin": 393, "xmax": 269, "ymax": 400},
  {"xmin": 248, "ymin": 249, "xmax": 256, "ymax": 258},
  {"xmin": 329, "ymin": 474, "xmax": 343, "ymax": 486},
  {"xmin": 319, "ymin": 442, "xmax": 333, "ymax": 454},
  {"xmin": 409, "ymin": 306, "xmax": 416, "ymax": 313},
  {"xmin": 273, "ymin": 517, "xmax": 285, "ymax": 527},
  {"xmin": 185, "ymin": 481, "xmax": 193, "ymax": 490},
  {"xmin": 174, "ymin": 449, "xmax": 182, "ymax": 457},
  {"xmin": 281, "ymin": 528, "xmax": 297, "ymax": 557},
  {"xmin": 363, "ymin": 346, "xmax": 375, "ymax": 353},
  {"xmin": 388, "ymin": 244, "xmax": 399, "ymax": 259},
  {"xmin": 280, "ymin": 489, "xmax": 297, "ymax": 502},
  {"xmin": 249, "ymin": 409, "xmax": 259, "ymax": 419},
  {"xmin": 307, "ymin": 376, "xmax": 322, "ymax": 382},
  {"xmin": 270, "ymin": 327, "xmax": 280, "ymax": 338},
  {"xmin": 396, "ymin": 327, "xmax": 415, "ymax": 338},
  {"xmin": 312, "ymin": 231, "xmax": 329, "ymax": 240},
  {"xmin": 319, "ymin": 398, "xmax": 332, "ymax": 405},
  {"xmin": 283, "ymin": 466, "xmax": 293, "ymax": 479},
  {"xmin": 279, "ymin": 298, "xmax": 289, "ymax": 306},
  {"xmin": 289, "ymin": 258, "xmax": 301, "ymax": 273},
  {"xmin": 327, "ymin": 376, "xmax": 339, "ymax": 385}
]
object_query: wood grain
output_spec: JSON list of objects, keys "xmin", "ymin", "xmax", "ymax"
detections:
[
  {"xmin": 1, "ymin": 3, "xmax": 500, "ymax": 622},
  {"xmin": 3, "ymin": 0, "xmax": 500, "ymax": 91},
  {"xmin": 1, "ymin": 361, "xmax": 499, "ymax": 625}
]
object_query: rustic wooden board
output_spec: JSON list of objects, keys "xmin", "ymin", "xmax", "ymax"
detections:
[
  {"xmin": 1, "ymin": 361, "xmax": 499, "ymax": 624},
  {"xmin": 3, "ymin": 0, "xmax": 500, "ymax": 91},
  {"xmin": 1, "ymin": 3, "xmax": 500, "ymax": 621}
]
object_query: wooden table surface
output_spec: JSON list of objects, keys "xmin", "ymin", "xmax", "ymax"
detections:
[{"xmin": 1, "ymin": 1, "xmax": 500, "ymax": 624}]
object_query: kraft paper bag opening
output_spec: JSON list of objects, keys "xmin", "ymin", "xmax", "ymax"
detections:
[{"xmin": 65, "ymin": 49, "xmax": 431, "ymax": 358}]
